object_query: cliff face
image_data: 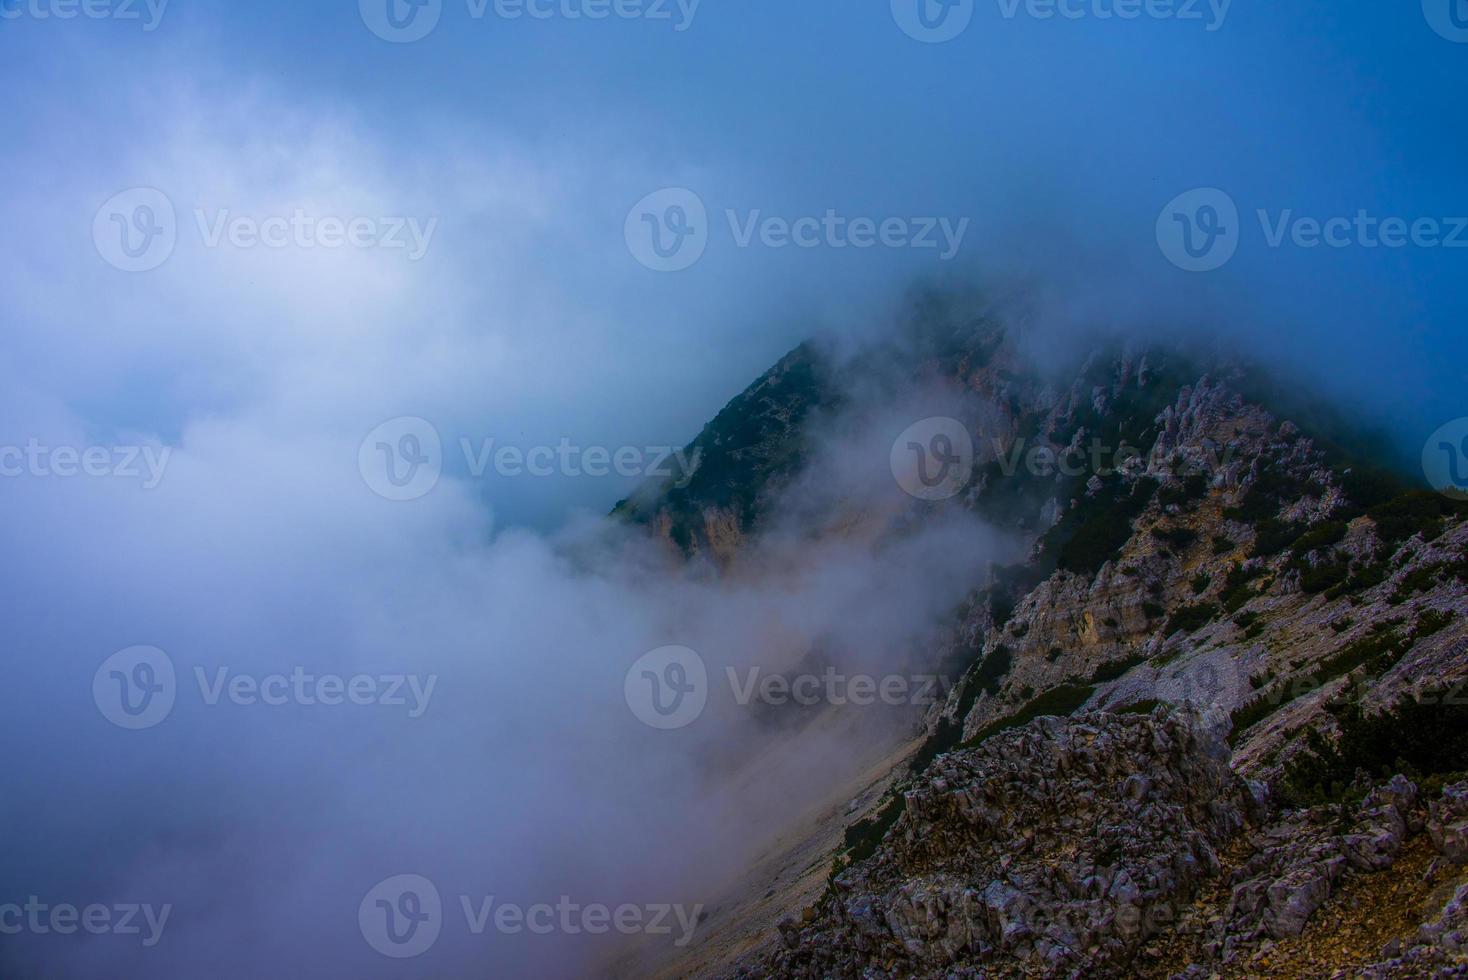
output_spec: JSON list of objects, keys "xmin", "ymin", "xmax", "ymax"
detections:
[{"xmin": 618, "ymin": 299, "xmax": 1468, "ymax": 977}]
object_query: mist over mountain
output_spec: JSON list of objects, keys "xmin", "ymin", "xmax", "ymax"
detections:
[{"xmin": 2, "ymin": 3, "xmax": 1466, "ymax": 978}]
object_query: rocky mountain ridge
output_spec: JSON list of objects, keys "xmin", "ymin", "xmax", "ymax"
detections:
[{"xmin": 616, "ymin": 298, "xmax": 1468, "ymax": 977}]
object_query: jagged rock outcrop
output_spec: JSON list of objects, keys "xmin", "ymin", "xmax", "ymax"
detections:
[
  {"xmin": 1430, "ymin": 781, "xmax": 1468, "ymax": 865},
  {"xmin": 730, "ymin": 708, "xmax": 1468, "ymax": 979},
  {"xmin": 1212, "ymin": 776, "xmax": 1419, "ymax": 955},
  {"xmin": 738, "ymin": 708, "xmax": 1265, "ymax": 978}
]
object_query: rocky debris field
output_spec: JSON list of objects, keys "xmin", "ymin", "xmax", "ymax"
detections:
[{"xmin": 732, "ymin": 708, "xmax": 1468, "ymax": 979}]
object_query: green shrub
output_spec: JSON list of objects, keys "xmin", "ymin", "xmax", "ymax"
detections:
[
  {"xmin": 1158, "ymin": 474, "xmax": 1209, "ymax": 508},
  {"xmin": 973, "ymin": 645, "xmax": 1013, "ymax": 696},
  {"xmin": 1368, "ymin": 491, "xmax": 1468, "ymax": 546},
  {"xmin": 1153, "ymin": 526, "xmax": 1200, "ymax": 551},
  {"xmin": 1225, "ymin": 465, "xmax": 1317, "ymax": 523},
  {"xmin": 1337, "ymin": 465, "xmax": 1402, "ymax": 513},
  {"xmin": 987, "ymin": 564, "xmax": 1045, "ymax": 630},
  {"xmin": 1417, "ymin": 608, "xmax": 1456, "ymax": 637},
  {"xmin": 1191, "ymin": 573, "xmax": 1211, "ymax": 595},
  {"xmin": 964, "ymin": 684, "xmax": 1096, "ymax": 747},
  {"xmin": 1212, "ymin": 535, "xmax": 1236, "ymax": 556},
  {"xmin": 1342, "ymin": 557, "xmax": 1391, "ymax": 594},
  {"xmin": 840, "ymin": 793, "xmax": 906, "ymax": 864},
  {"xmin": 1221, "ymin": 563, "xmax": 1266, "ymax": 613},
  {"xmin": 1230, "ymin": 695, "xmax": 1285, "ymax": 742},
  {"xmin": 1392, "ymin": 562, "xmax": 1446, "ymax": 603},
  {"xmin": 1282, "ymin": 694, "xmax": 1468, "ymax": 806},
  {"xmin": 908, "ymin": 639, "xmax": 1016, "ymax": 773},
  {"xmin": 1164, "ymin": 602, "xmax": 1220, "ymax": 636},
  {"xmin": 1311, "ymin": 625, "xmax": 1412, "ymax": 688},
  {"xmin": 1253, "ymin": 518, "xmax": 1304, "ymax": 558},
  {"xmin": 1290, "ymin": 520, "xmax": 1349, "ymax": 559},
  {"xmin": 1090, "ymin": 654, "xmax": 1147, "ymax": 684},
  {"xmin": 1047, "ymin": 477, "xmax": 1158, "ymax": 577},
  {"xmin": 1300, "ymin": 559, "xmax": 1350, "ymax": 595}
]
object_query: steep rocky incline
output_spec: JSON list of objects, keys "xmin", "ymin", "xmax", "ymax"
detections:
[
  {"xmin": 734, "ymin": 709, "xmax": 1468, "ymax": 979},
  {"xmin": 617, "ymin": 298, "xmax": 1468, "ymax": 976}
]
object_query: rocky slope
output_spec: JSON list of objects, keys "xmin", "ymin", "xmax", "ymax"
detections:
[
  {"xmin": 738, "ymin": 708, "xmax": 1468, "ymax": 978},
  {"xmin": 616, "ymin": 294, "xmax": 1468, "ymax": 977}
]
